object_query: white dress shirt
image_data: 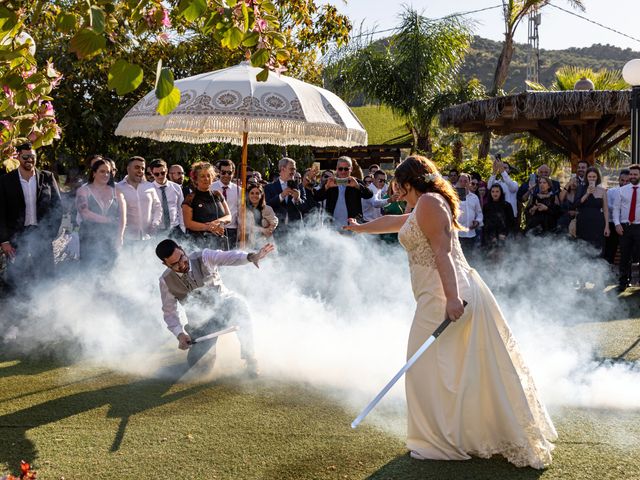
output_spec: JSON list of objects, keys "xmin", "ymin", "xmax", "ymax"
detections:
[
  {"xmin": 457, "ymin": 192, "xmax": 483, "ymax": 238},
  {"xmin": 613, "ymin": 183, "xmax": 640, "ymax": 225},
  {"xmin": 19, "ymin": 173, "xmax": 38, "ymax": 226},
  {"xmin": 153, "ymin": 180, "xmax": 185, "ymax": 231},
  {"xmin": 116, "ymin": 177, "xmax": 162, "ymax": 240},
  {"xmin": 488, "ymin": 171, "xmax": 518, "ymax": 217},
  {"xmin": 211, "ymin": 180, "xmax": 242, "ymax": 228},
  {"xmin": 607, "ymin": 187, "xmax": 619, "ymax": 223},
  {"xmin": 362, "ymin": 183, "xmax": 389, "ymax": 221},
  {"xmin": 159, "ymin": 249, "xmax": 250, "ymax": 337}
]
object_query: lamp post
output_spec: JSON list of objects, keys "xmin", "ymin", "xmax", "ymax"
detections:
[{"xmin": 623, "ymin": 59, "xmax": 640, "ymax": 164}]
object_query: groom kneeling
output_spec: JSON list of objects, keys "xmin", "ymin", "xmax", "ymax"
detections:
[{"xmin": 156, "ymin": 239, "xmax": 274, "ymax": 376}]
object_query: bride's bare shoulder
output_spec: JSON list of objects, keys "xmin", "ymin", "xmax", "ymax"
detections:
[{"xmin": 416, "ymin": 192, "xmax": 450, "ymax": 212}]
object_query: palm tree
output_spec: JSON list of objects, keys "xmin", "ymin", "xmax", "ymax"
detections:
[
  {"xmin": 328, "ymin": 7, "xmax": 480, "ymax": 153},
  {"xmin": 478, "ymin": 0, "xmax": 585, "ymax": 159},
  {"xmin": 526, "ymin": 65, "xmax": 628, "ymax": 91}
]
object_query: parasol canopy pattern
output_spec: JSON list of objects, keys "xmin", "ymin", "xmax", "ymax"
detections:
[{"xmin": 115, "ymin": 61, "xmax": 367, "ymax": 148}]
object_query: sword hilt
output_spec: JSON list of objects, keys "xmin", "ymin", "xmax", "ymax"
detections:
[{"xmin": 434, "ymin": 300, "xmax": 468, "ymax": 337}]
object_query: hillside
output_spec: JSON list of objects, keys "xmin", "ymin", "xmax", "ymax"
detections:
[{"xmin": 462, "ymin": 36, "xmax": 640, "ymax": 93}]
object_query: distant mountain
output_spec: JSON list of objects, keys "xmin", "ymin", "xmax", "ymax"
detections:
[{"xmin": 463, "ymin": 36, "xmax": 640, "ymax": 92}]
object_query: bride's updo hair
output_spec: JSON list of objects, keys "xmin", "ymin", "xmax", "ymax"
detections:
[{"xmin": 394, "ymin": 155, "xmax": 462, "ymax": 230}]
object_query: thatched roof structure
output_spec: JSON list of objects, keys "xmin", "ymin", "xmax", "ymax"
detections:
[{"xmin": 440, "ymin": 90, "xmax": 631, "ymax": 167}]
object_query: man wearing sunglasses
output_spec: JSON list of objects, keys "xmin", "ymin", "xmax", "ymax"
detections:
[
  {"xmin": 0, "ymin": 142, "xmax": 63, "ymax": 289},
  {"xmin": 156, "ymin": 238, "xmax": 274, "ymax": 375},
  {"xmin": 211, "ymin": 159, "xmax": 241, "ymax": 249},
  {"xmin": 150, "ymin": 158, "xmax": 185, "ymax": 238},
  {"xmin": 315, "ymin": 156, "xmax": 373, "ymax": 228}
]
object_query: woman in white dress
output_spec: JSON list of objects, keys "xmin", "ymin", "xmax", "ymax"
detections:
[{"xmin": 345, "ymin": 156, "xmax": 557, "ymax": 469}]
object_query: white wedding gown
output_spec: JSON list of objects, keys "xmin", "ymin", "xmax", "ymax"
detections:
[{"xmin": 398, "ymin": 194, "xmax": 557, "ymax": 469}]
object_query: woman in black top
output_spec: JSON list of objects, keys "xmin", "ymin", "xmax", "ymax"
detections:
[
  {"xmin": 182, "ymin": 162, "xmax": 231, "ymax": 249},
  {"xmin": 482, "ymin": 184, "xmax": 514, "ymax": 249},
  {"xmin": 525, "ymin": 177, "xmax": 560, "ymax": 234}
]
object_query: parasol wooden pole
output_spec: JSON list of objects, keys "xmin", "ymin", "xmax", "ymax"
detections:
[{"xmin": 239, "ymin": 131, "xmax": 248, "ymax": 249}]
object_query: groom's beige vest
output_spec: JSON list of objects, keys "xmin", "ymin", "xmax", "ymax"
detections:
[{"xmin": 161, "ymin": 251, "xmax": 223, "ymax": 303}]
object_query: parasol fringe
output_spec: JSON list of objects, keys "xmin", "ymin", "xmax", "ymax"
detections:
[{"xmin": 115, "ymin": 114, "xmax": 368, "ymax": 147}]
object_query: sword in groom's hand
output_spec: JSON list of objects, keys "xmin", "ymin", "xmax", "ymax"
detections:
[
  {"xmin": 188, "ymin": 326, "xmax": 239, "ymax": 345},
  {"xmin": 351, "ymin": 300, "xmax": 468, "ymax": 429}
]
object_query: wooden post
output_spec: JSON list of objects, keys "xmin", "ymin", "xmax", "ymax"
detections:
[{"xmin": 239, "ymin": 131, "xmax": 248, "ymax": 249}]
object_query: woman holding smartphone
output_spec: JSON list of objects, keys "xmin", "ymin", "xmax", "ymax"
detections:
[{"xmin": 576, "ymin": 166, "xmax": 609, "ymax": 250}]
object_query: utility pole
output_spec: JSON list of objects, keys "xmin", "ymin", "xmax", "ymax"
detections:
[{"xmin": 526, "ymin": 7, "xmax": 541, "ymax": 86}]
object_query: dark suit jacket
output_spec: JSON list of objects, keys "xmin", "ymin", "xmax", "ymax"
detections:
[
  {"xmin": 314, "ymin": 180, "xmax": 373, "ymax": 220},
  {"xmin": 264, "ymin": 180, "xmax": 307, "ymax": 228},
  {"xmin": 0, "ymin": 169, "xmax": 63, "ymax": 244}
]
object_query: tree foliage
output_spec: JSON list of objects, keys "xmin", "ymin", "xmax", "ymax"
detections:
[
  {"xmin": 0, "ymin": 0, "xmax": 351, "ymax": 168},
  {"xmin": 525, "ymin": 65, "xmax": 628, "ymax": 91},
  {"xmin": 325, "ymin": 7, "xmax": 481, "ymax": 153}
]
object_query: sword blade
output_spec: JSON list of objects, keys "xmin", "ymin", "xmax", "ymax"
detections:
[
  {"xmin": 190, "ymin": 326, "xmax": 239, "ymax": 344},
  {"xmin": 351, "ymin": 301, "xmax": 466, "ymax": 428}
]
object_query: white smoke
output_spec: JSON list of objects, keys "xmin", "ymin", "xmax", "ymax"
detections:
[{"xmin": 1, "ymin": 225, "xmax": 639, "ymax": 434}]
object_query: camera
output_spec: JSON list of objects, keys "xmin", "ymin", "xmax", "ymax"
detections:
[
  {"xmin": 286, "ymin": 179, "xmax": 299, "ymax": 190},
  {"xmin": 335, "ymin": 177, "xmax": 349, "ymax": 186},
  {"xmin": 455, "ymin": 187, "xmax": 467, "ymax": 202}
]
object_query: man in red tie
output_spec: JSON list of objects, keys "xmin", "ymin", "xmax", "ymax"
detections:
[{"xmin": 613, "ymin": 164, "xmax": 640, "ymax": 292}]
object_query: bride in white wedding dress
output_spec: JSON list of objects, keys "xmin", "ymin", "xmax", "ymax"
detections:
[{"xmin": 345, "ymin": 156, "xmax": 556, "ymax": 469}]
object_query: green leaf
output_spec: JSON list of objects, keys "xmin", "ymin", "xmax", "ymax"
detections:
[
  {"xmin": 250, "ymin": 48, "xmax": 270, "ymax": 67},
  {"xmin": 271, "ymin": 32, "xmax": 286, "ymax": 48},
  {"xmin": 222, "ymin": 26, "xmax": 243, "ymax": 49},
  {"xmin": 256, "ymin": 67, "xmax": 269, "ymax": 82},
  {"xmin": 156, "ymin": 87, "xmax": 180, "ymax": 115},
  {"xmin": 69, "ymin": 28, "xmax": 106, "ymax": 59},
  {"xmin": 226, "ymin": 0, "xmax": 238, "ymax": 7},
  {"xmin": 241, "ymin": 31, "xmax": 259, "ymax": 47},
  {"xmin": 178, "ymin": 0, "xmax": 207, "ymax": 22},
  {"xmin": 55, "ymin": 12, "xmax": 78, "ymax": 33},
  {"xmin": 155, "ymin": 66, "xmax": 175, "ymax": 99},
  {"xmin": 261, "ymin": 2, "xmax": 277, "ymax": 14},
  {"xmin": 107, "ymin": 59, "xmax": 144, "ymax": 95},
  {"xmin": 0, "ymin": 7, "xmax": 17, "ymax": 37},
  {"xmin": 241, "ymin": 2, "xmax": 249, "ymax": 31},
  {"xmin": 275, "ymin": 49, "xmax": 290, "ymax": 62},
  {"xmin": 90, "ymin": 6, "xmax": 106, "ymax": 34}
]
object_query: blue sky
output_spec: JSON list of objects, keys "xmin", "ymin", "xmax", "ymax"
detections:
[{"xmin": 325, "ymin": 0, "xmax": 640, "ymax": 52}]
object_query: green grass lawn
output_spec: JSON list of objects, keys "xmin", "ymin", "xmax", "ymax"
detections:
[
  {"xmin": 1, "ymin": 316, "xmax": 639, "ymax": 480},
  {"xmin": 351, "ymin": 105, "xmax": 412, "ymax": 146}
]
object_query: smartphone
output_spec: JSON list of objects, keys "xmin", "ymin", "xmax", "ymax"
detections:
[
  {"xmin": 456, "ymin": 187, "xmax": 467, "ymax": 201},
  {"xmin": 589, "ymin": 180, "xmax": 596, "ymax": 188},
  {"xmin": 335, "ymin": 177, "xmax": 349, "ymax": 186},
  {"xmin": 528, "ymin": 173, "xmax": 537, "ymax": 188}
]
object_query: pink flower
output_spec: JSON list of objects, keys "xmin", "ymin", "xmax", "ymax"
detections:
[
  {"xmin": 161, "ymin": 8, "xmax": 171, "ymax": 28},
  {"xmin": 28, "ymin": 131, "xmax": 38, "ymax": 142},
  {"xmin": 254, "ymin": 18, "xmax": 268, "ymax": 32},
  {"xmin": 0, "ymin": 120, "xmax": 12, "ymax": 130},
  {"xmin": 26, "ymin": 83, "xmax": 35, "ymax": 91},
  {"xmin": 3, "ymin": 85, "xmax": 13, "ymax": 98},
  {"xmin": 41, "ymin": 101, "xmax": 54, "ymax": 117},
  {"xmin": 157, "ymin": 32, "xmax": 170, "ymax": 44}
]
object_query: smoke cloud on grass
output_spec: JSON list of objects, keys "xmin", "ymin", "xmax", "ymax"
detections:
[{"xmin": 1, "ymin": 226, "xmax": 640, "ymax": 432}]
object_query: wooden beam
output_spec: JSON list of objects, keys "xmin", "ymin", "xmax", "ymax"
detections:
[
  {"xmin": 580, "ymin": 111, "xmax": 603, "ymax": 120},
  {"xmin": 585, "ymin": 125, "xmax": 623, "ymax": 156},
  {"xmin": 457, "ymin": 121, "xmax": 486, "ymax": 133},
  {"xmin": 558, "ymin": 115, "xmax": 588, "ymax": 126},
  {"xmin": 538, "ymin": 121, "xmax": 579, "ymax": 156},
  {"xmin": 530, "ymin": 131, "xmax": 570, "ymax": 157},
  {"xmin": 594, "ymin": 130, "xmax": 631, "ymax": 158}
]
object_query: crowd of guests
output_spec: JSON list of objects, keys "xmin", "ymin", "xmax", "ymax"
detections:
[
  {"xmin": 444, "ymin": 157, "xmax": 640, "ymax": 292},
  {"xmin": 1, "ymin": 142, "xmax": 639, "ymax": 294}
]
